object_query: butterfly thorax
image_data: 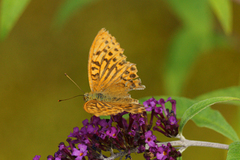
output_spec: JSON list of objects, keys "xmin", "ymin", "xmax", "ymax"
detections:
[
  {"xmin": 83, "ymin": 92, "xmax": 139, "ymax": 104},
  {"xmin": 83, "ymin": 92, "xmax": 106, "ymax": 102}
]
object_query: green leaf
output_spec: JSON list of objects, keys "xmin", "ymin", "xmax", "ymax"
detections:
[
  {"xmin": 0, "ymin": 0, "xmax": 31, "ymax": 40},
  {"xmin": 52, "ymin": 0, "xmax": 97, "ymax": 28},
  {"xmin": 163, "ymin": 28, "xmax": 224, "ymax": 96},
  {"xmin": 209, "ymin": 0, "xmax": 232, "ymax": 35},
  {"xmin": 164, "ymin": 0, "xmax": 218, "ymax": 96},
  {"xmin": 177, "ymin": 156, "xmax": 182, "ymax": 160},
  {"xmin": 179, "ymin": 97, "xmax": 240, "ymax": 136},
  {"xmin": 164, "ymin": 29, "xmax": 204, "ymax": 95},
  {"xmin": 227, "ymin": 141, "xmax": 240, "ymax": 160},
  {"xmin": 195, "ymin": 86, "xmax": 240, "ymax": 106},
  {"xmin": 99, "ymin": 115, "xmax": 110, "ymax": 119},
  {"xmin": 167, "ymin": 0, "xmax": 212, "ymax": 31}
]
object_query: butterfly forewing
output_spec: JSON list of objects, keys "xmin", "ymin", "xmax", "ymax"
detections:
[{"xmin": 88, "ymin": 28, "xmax": 145, "ymax": 93}]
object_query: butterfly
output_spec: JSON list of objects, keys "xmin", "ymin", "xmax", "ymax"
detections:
[{"xmin": 83, "ymin": 28, "xmax": 146, "ymax": 117}]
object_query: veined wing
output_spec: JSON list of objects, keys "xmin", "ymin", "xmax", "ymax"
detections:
[
  {"xmin": 84, "ymin": 100, "xmax": 145, "ymax": 117},
  {"xmin": 88, "ymin": 28, "xmax": 145, "ymax": 96}
]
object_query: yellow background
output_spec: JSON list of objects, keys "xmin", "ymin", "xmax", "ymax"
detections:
[{"xmin": 0, "ymin": 0, "xmax": 240, "ymax": 159}]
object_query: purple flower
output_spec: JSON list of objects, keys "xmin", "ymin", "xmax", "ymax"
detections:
[
  {"xmin": 72, "ymin": 144, "xmax": 88, "ymax": 160},
  {"xmin": 47, "ymin": 155, "xmax": 54, "ymax": 160},
  {"xmin": 145, "ymin": 131, "xmax": 156, "ymax": 147},
  {"xmin": 91, "ymin": 116, "xmax": 101, "ymax": 125},
  {"xmin": 106, "ymin": 126, "xmax": 118, "ymax": 138},
  {"xmin": 80, "ymin": 126, "xmax": 87, "ymax": 135},
  {"xmin": 156, "ymin": 145, "xmax": 169, "ymax": 160},
  {"xmin": 99, "ymin": 119, "xmax": 112, "ymax": 131},
  {"xmin": 149, "ymin": 145, "xmax": 158, "ymax": 153},
  {"xmin": 68, "ymin": 127, "xmax": 80, "ymax": 138},
  {"xmin": 87, "ymin": 124, "xmax": 99, "ymax": 134},
  {"xmin": 128, "ymin": 130, "xmax": 136, "ymax": 136},
  {"xmin": 139, "ymin": 117, "xmax": 145, "ymax": 126},
  {"xmin": 138, "ymin": 145, "xmax": 145, "ymax": 153},
  {"xmin": 81, "ymin": 136, "xmax": 90, "ymax": 144},
  {"xmin": 154, "ymin": 106, "xmax": 163, "ymax": 114},
  {"xmin": 143, "ymin": 97, "xmax": 158, "ymax": 111},
  {"xmin": 169, "ymin": 115, "xmax": 177, "ymax": 125},
  {"xmin": 156, "ymin": 152, "xmax": 167, "ymax": 160},
  {"xmin": 98, "ymin": 130, "xmax": 107, "ymax": 139},
  {"xmin": 155, "ymin": 143, "xmax": 181, "ymax": 160},
  {"xmin": 82, "ymin": 119, "xmax": 89, "ymax": 126},
  {"xmin": 33, "ymin": 155, "xmax": 41, "ymax": 160}
]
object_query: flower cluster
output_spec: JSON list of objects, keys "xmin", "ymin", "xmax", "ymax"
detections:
[
  {"xmin": 33, "ymin": 97, "xmax": 181, "ymax": 160},
  {"xmin": 143, "ymin": 97, "xmax": 179, "ymax": 137}
]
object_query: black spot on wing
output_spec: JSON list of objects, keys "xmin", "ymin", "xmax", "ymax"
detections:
[
  {"xmin": 103, "ymin": 49, "xmax": 107, "ymax": 53},
  {"xmin": 119, "ymin": 60, "xmax": 126, "ymax": 66},
  {"xmin": 113, "ymin": 58, "xmax": 117, "ymax": 62},
  {"xmin": 96, "ymin": 51, "xmax": 101, "ymax": 55},
  {"xmin": 92, "ymin": 60, "xmax": 101, "ymax": 67},
  {"xmin": 91, "ymin": 73, "xmax": 99, "ymax": 80},
  {"xmin": 91, "ymin": 67, "xmax": 98, "ymax": 71},
  {"xmin": 130, "ymin": 74, "xmax": 136, "ymax": 78},
  {"xmin": 130, "ymin": 66, "xmax": 136, "ymax": 71}
]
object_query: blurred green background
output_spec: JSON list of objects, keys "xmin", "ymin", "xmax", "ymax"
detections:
[{"xmin": 0, "ymin": 0, "xmax": 240, "ymax": 159}]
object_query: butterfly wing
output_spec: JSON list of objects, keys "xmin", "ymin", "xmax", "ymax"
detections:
[
  {"xmin": 88, "ymin": 28, "xmax": 145, "ymax": 96},
  {"xmin": 84, "ymin": 100, "xmax": 124, "ymax": 116},
  {"xmin": 84, "ymin": 100, "xmax": 145, "ymax": 117}
]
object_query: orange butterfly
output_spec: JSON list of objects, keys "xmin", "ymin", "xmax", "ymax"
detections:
[{"xmin": 83, "ymin": 28, "xmax": 146, "ymax": 116}]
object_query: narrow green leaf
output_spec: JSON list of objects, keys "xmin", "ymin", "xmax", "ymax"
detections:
[
  {"xmin": 1, "ymin": 0, "xmax": 31, "ymax": 40},
  {"xmin": 195, "ymin": 86, "xmax": 240, "ymax": 106},
  {"xmin": 209, "ymin": 0, "xmax": 232, "ymax": 35},
  {"xmin": 164, "ymin": 0, "xmax": 218, "ymax": 96},
  {"xmin": 226, "ymin": 141, "xmax": 240, "ymax": 160},
  {"xmin": 164, "ymin": 29, "xmax": 204, "ymax": 96},
  {"xmin": 179, "ymin": 97, "xmax": 240, "ymax": 135},
  {"xmin": 167, "ymin": 0, "xmax": 212, "ymax": 31},
  {"xmin": 52, "ymin": 0, "xmax": 97, "ymax": 28}
]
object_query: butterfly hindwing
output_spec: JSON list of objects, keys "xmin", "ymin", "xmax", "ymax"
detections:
[
  {"xmin": 84, "ymin": 100, "xmax": 145, "ymax": 116},
  {"xmin": 84, "ymin": 100, "xmax": 124, "ymax": 117}
]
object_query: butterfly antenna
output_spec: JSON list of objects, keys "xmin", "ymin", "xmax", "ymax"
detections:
[
  {"xmin": 58, "ymin": 95, "xmax": 83, "ymax": 102},
  {"xmin": 64, "ymin": 73, "xmax": 85, "ymax": 94}
]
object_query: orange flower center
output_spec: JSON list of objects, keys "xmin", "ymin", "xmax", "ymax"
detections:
[{"xmin": 163, "ymin": 151, "xmax": 167, "ymax": 156}]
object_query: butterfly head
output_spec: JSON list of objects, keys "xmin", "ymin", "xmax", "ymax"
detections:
[{"xmin": 83, "ymin": 93, "xmax": 90, "ymax": 102}]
